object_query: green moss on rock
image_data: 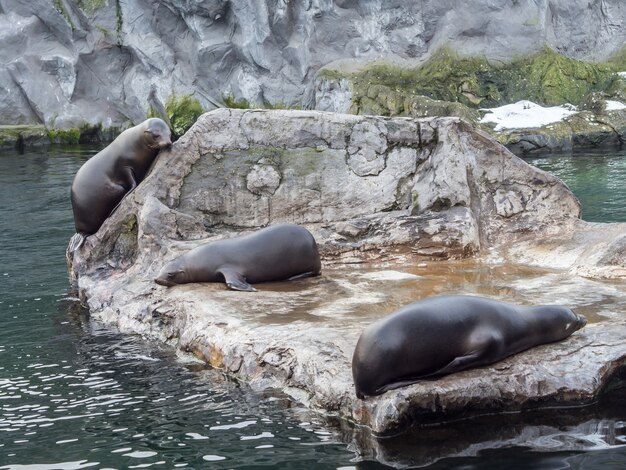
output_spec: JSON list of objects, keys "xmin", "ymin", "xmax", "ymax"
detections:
[
  {"xmin": 349, "ymin": 80, "xmax": 479, "ymax": 122},
  {"xmin": 111, "ymin": 215, "xmax": 139, "ymax": 263},
  {"xmin": 336, "ymin": 46, "xmax": 623, "ymax": 117},
  {"xmin": 607, "ymin": 46, "xmax": 626, "ymax": 70},
  {"xmin": 52, "ymin": 0, "xmax": 73, "ymax": 27},
  {"xmin": 115, "ymin": 0, "xmax": 123, "ymax": 46},
  {"xmin": 222, "ymin": 95, "xmax": 251, "ymax": 109},
  {"xmin": 579, "ymin": 92, "xmax": 607, "ymax": 115},
  {"xmin": 513, "ymin": 48, "xmax": 616, "ymax": 105},
  {"xmin": 47, "ymin": 128, "xmax": 81, "ymax": 144},
  {"xmin": 0, "ymin": 126, "xmax": 47, "ymax": 150},
  {"xmin": 1, "ymin": 124, "xmax": 124, "ymax": 150},
  {"xmin": 77, "ymin": 0, "xmax": 106, "ymax": 15},
  {"xmin": 165, "ymin": 94, "xmax": 204, "ymax": 139}
]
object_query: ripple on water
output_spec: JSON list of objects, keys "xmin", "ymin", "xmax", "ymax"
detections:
[
  {"xmin": 0, "ymin": 461, "xmax": 100, "ymax": 470},
  {"xmin": 1, "ymin": 322, "xmax": 350, "ymax": 467}
]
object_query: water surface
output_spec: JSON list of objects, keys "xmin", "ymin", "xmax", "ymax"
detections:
[{"xmin": 526, "ymin": 148, "xmax": 626, "ymax": 222}]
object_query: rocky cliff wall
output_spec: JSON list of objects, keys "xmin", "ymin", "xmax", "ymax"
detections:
[{"xmin": 2, "ymin": 0, "xmax": 625, "ymax": 127}]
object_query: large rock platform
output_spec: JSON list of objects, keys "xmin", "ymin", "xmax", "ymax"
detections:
[{"xmin": 68, "ymin": 109, "xmax": 626, "ymax": 434}]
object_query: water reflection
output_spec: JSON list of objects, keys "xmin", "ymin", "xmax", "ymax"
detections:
[{"xmin": 351, "ymin": 392, "xmax": 626, "ymax": 468}]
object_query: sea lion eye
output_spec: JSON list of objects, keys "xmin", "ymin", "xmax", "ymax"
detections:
[{"xmin": 167, "ymin": 272, "xmax": 175, "ymax": 279}]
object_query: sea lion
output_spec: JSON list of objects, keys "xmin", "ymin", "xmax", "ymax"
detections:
[
  {"xmin": 68, "ymin": 118, "xmax": 172, "ymax": 251},
  {"xmin": 154, "ymin": 224, "xmax": 322, "ymax": 292},
  {"xmin": 352, "ymin": 295, "xmax": 587, "ymax": 399}
]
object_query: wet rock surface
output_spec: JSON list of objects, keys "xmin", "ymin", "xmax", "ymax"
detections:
[{"xmin": 68, "ymin": 110, "xmax": 626, "ymax": 434}]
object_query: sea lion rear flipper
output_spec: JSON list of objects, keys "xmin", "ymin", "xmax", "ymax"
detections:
[
  {"xmin": 220, "ymin": 269, "xmax": 257, "ymax": 292},
  {"xmin": 68, "ymin": 232, "xmax": 86, "ymax": 253}
]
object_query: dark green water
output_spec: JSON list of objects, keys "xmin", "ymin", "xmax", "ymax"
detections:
[
  {"xmin": 526, "ymin": 149, "xmax": 626, "ymax": 222},
  {"xmin": 1, "ymin": 146, "xmax": 625, "ymax": 469}
]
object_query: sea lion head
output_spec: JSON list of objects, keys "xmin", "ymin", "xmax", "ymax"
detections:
[
  {"xmin": 565, "ymin": 309, "xmax": 588, "ymax": 334},
  {"xmin": 154, "ymin": 257, "xmax": 189, "ymax": 287},
  {"xmin": 143, "ymin": 118, "xmax": 172, "ymax": 150},
  {"xmin": 537, "ymin": 305, "xmax": 587, "ymax": 341}
]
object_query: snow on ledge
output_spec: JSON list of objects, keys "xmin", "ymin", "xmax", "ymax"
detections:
[
  {"xmin": 480, "ymin": 100, "xmax": 578, "ymax": 131},
  {"xmin": 606, "ymin": 100, "xmax": 626, "ymax": 111},
  {"xmin": 481, "ymin": 99, "xmax": 626, "ymax": 131}
]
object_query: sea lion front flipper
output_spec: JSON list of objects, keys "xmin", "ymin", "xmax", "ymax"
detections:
[
  {"xmin": 431, "ymin": 352, "xmax": 484, "ymax": 376},
  {"xmin": 287, "ymin": 271, "xmax": 319, "ymax": 281},
  {"xmin": 219, "ymin": 269, "xmax": 257, "ymax": 292},
  {"xmin": 431, "ymin": 328, "xmax": 503, "ymax": 376},
  {"xmin": 108, "ymin": 184, "xmax": 138, "ymax": 218}
]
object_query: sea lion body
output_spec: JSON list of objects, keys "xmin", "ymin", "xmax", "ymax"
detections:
[
  {"xmin": 154, "ymin": 224, "xmax": 322, "ymax": 291},
  {"xmin": 70, "ymin": 118, "xmax": 171, "ymax": 236},
  {"xmin": 352, "ymin": 295, "xmax": 587, "ymax": 399}
]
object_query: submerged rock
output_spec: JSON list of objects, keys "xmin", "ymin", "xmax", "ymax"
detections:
[{"xmin": 68, "ymin": 110, "xmax": 626, "ymax": 434}]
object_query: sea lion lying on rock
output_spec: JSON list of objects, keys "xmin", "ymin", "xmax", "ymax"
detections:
[
  {"xmin": 352, "ymin": 295, "xmax": 587, "ymax": 399},
  {"xmin": 69, "ymin": 118, "xmax": 171, "ymax": 252},
  {"xmin": 154, "ymin": 224, "xmax": 322, "ymax": 292}
]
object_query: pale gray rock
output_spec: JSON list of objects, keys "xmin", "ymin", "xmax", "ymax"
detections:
[
  {"xmin": 507, "ymin": 222, "xmax": 626, "ymax": 279},
  {"xmin": 1, "ymin": 0, "xmax": 625, "ymax": 126},
  {"xmin": 314, "ymin": 77, "xmax": 353, "ymax": 114},
  {"xmin": 68, "ymin": 110, "xmax": 626, "ymax": 435},
  {"xmin": 246, "ymin": 162, "xmax": 281, "ymax": 196}
]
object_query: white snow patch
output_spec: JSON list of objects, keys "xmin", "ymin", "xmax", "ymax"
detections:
[
  {"xmin": 480, "ymin": 100, "xmax": 578, "ymax": 131},
  {"xmin": 606, "ymin": 100, "xmax": 626, "ymax": 111}
]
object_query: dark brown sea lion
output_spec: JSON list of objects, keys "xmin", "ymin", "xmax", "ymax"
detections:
[
  {"xmin": 352, "ymin": 295, "xmax": 587, "ymax": 399},
  {"xmin": 154, "ymin": 224, "xmax": 322, "ymax": 292},
  {"xmin": 68, "ymin": 118, "xmax": 171, "ymax": 251}
]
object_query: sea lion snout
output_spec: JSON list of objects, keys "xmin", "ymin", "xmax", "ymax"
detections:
[
  {"xmin": 154, "ymin": 276, "xmax": 175, "ymax": 287},
  {"xmin": 568, "ymin": 308, "xmax": 587, "ymax": 331},
  {"xmin": 158, "ymin": 135, "xmax": 172, "ymax": 149},
  {"xmin": 155, "ymin": 262, "xmax": 186, "ymax": 287},
  {"xmin": 146, "ymin": 131, "xmax": 172, "ymax": 150}
]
